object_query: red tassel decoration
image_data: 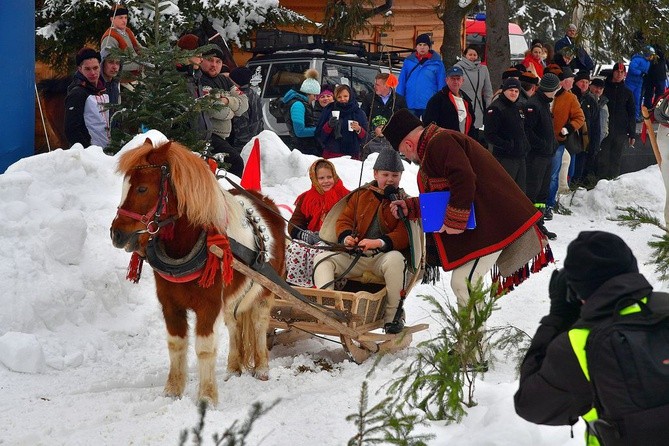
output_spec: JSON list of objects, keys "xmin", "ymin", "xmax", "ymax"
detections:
[
  {"xmin": 126, "ymin": 252, "xmax": 144, "ymax": 283},
  {"xmin": 198, "ymin": 232, "xmax": 234, "ymax": 288}
]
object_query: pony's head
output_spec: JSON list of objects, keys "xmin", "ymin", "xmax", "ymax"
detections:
[{"xmin": 110, "ymin": 139, "xmax": 228, "ymax": 254}]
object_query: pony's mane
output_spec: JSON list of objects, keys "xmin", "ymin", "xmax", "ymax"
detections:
[{"xmin": 117, "ymin": 140, "xmax": 229, "ymax": 233}]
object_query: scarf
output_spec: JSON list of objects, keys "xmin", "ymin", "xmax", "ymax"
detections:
[{"xmin": 295, "ymin": 159, "xmax": 350, "ymax": 231}]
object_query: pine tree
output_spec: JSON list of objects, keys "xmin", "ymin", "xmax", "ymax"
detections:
[
  {"xmin": 383, "ymin": 279, "xmax": 530, "ymax": 422},
  {"xmin": 346, "ymin": 381, "xmax": 435, "ymax": 446},
  {"xmin": 36, "ymin": 0, "xmax": 306, "ymax": 72},
  {"xmin": 105, "ymin": 40, "xmax": 222, "ymax": 154},
  {"xmin": 613, "ymin": 206, "xmax": 669, "ymax": 280}
]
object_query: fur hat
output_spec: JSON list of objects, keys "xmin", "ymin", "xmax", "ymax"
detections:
[
  {"xmin": 177, "ymin": 34, "xmax": 200, "ymax": 51},
  {"xmin": 229, "ymin": 67, "xmax": 252, "ymax": 86},
  {"xmin": 109, "ymin": 4, "xmax": 129, "ymax": 18},
  {"xmin": 502, "ymin": 67, "xmax": 521, "ymax": 80},
  {"xmin": 75, "ymin": 47, "xmax": 101, "ymax": 66},
  {"xmin": 539, "ymin": 73, "xmax": 561, "ymax": 92},
  {"xmin": 373, "ymin": 148, "xmax": 404, "ymax": 172},
  {"xmin": 300, "ymin": 68, "xmax": 321, "ymax": 95},
  {"xmin": 383, "ymin": 109, "xmax": 423, "ymax": 151},
  {"xmin": 502, "ymin": 78, "xmax": 521, "ymax": 91},
  {"xmin": 564, "ymin": 231, "xmax": 639, "ymax": 299},
  {"xmin": 520, "ymin": 71, "xmax": 539, "ymax": 85},
  {"xmin": 415, "ymin": 33, "xmax": 432, "ymax": 47}
]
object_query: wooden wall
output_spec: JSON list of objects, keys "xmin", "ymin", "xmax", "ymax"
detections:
[{"xmin": 234, "ymin": 1, "xmax": 445, "ymax": 64}]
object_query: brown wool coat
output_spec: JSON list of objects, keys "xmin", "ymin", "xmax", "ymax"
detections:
[
  {"xmin": 551, "ymin": 89, "xmax": 585, "ymax": 142},
  {"xmin": 405, "ymin": 126, "xmax": 542, "ymax": 271},
  {"xmin": 337, "ymin": 186, "xmax": 410, "ymax": 252}
]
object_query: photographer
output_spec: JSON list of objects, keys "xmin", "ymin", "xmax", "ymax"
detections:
[{"xmin": 514, "ymin": 231, "xmax": 669, "ymax": 445}]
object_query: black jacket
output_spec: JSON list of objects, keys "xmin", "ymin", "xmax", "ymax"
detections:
[
  {"xmin": 361, "ymin": 88, "xmax": 407, "ymax": 130},
  {"xmin": 572, "ymin": 88, "xmax": 602, "ymax": 153},
  {"xmin": 64, "ymin": 72, "xmax": 107, "ymax": 147},
  {"xmin": 484, "ymin": 94, "xmax": 531, "ymax": 158},
  {"xmin": 423, "ymin": 88, "xmax": 476, "ymax": 138},
  {"xmin": 230, "ymin": 85, "xmax": 264, "ymax": 151},
  {"xmin": 514, "ymin": 273, "xmax": 657, "ymax": 426},
  {"xmin": 524, "ymin": 91, "xmax": 557, "ymax": 158},
  {"xmin": 604, "ymin": 78, "xmax": 636, "ymax": 137}
]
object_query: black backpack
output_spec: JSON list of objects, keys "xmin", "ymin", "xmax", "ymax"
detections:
[
  {"xmin": 585, "ymin": 293, "xmax": 669, "ymax": 445},
  {"xmin": 269, "ymin": 97, "xmax": 287, "ymax": 123}
]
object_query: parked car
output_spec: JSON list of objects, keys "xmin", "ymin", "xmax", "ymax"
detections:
[
  {"xmin": 244, "ymin": 30, "xmax": 411, "ymax": 140},
  {"xmin": 464, "ymin": 13, "xmax": 529, "ymax": 64}
]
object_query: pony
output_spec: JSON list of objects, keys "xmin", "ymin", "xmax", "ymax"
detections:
[{"xmin": 110, "ymin": 138, "xmax": 285, "ymax": 405}]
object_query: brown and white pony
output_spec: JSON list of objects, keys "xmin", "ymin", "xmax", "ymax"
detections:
[{"xmin": 110, "ymin": 139, "xmax": 285, "ymax": 405}]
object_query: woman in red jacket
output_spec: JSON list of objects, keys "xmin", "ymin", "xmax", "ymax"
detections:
[{"xmin": 522, "ymin": 43, "xmax": 545, "ymax": 78}]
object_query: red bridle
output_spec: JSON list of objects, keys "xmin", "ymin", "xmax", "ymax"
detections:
[{"xmin": 115, "ymin": 163, "xmax": 176, "ymax": 236}]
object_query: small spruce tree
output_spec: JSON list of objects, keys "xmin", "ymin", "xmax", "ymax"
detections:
[
  {"xmin": 613, "ymin": 205, "xmax": 669, "ymax": 280},
  {"xmin": 347, "ymin": 381, "xmax": 435, "ymax": 446},
  {"xmin": 384, "ymin": 279, "xmax": 530, "ymax": 422}
]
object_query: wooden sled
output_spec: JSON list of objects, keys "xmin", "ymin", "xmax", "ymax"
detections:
[{"xmin": 266, "ymin": 188, "xmax": 428, "ymax": 363}]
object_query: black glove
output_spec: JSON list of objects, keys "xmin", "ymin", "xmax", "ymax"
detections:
[
  {"xmin": 545, "ymin": 269, "xmax": 581, "ymax": 329},
  {"xmin": 328, "ymin": 116, "xmax": 339, "ymax": 129},
  {"xmin": 298, "ymin": 230, "xmax": 320, "ymax": 245}
]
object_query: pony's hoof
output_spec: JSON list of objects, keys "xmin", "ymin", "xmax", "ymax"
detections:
[
  {"xmin": 254, "ymin": 368, "xmax": 269, "ymax": 381},
  {"xmin": 223, "ymin": 370, "xmax": 241, "ymax": 382},
  {"xmin": 164, "ymin": 383, "xmax": 185, "ymax": 399}
]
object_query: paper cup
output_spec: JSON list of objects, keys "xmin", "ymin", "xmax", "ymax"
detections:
[
  {"xmin": 331, "ymin": 111, "xmax": 340, "ymax": 118},
  {"xmin": 348, "ymin": 120, "xmax": 354, "ymax": 131}
]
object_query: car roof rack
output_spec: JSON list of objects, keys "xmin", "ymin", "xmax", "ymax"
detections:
[{"xmin": 248, "ymin": 30, "xmax": 413, "ymax": 67}]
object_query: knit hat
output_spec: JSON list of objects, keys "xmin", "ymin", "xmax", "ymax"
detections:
[
  {"xmin": 300, "ymin": 68, "xmax": 321, "ymax": 95},
  {"xmin": 613, "ymin": 62, "xmax": 626, "ymax": 73},
  {"xmin": 229, "ymin": 67, "xmax": 252, "ymax": 86},
  {"xmin": 567, "ymin": 23, "xmax": 577, "ymax": 32},
  {"xmin": 574, "ymin": 70, "xmax": 591, "ymax": 83},
  {"xmin": 539, "ymin": 73, "xmax": 561, "ymax": 92},
  {"xmin": 383, "ymin": 109, "xmax": 423, "ymax": 151},
  {"xmin": 502, "ymin": 67, "xmax": 521, "ymax": 80},
  {"xmin": 563, "ymin": 231, "xmax": 639, "ymax": 299},
  {"xmin": 317, "ymin": 89, "xmax": 334, "ymax": 99},
  {"xmin": 75, "ymin": 47, "xmax": 101, "ymax": 66},
  {"xmin": 446, "ymin": 66, "xmax": 464, "ymax": 77},
  {"xmin": 415, "ymin": 33, "xmax": 432, "ymax": 47},
  {"xmin": 520, "ymin": 71, "xmax": 539, "ymax": 85},
  {"xmin": 502, "ymin": 78, "xmax": 521, "ymax": 91},
  {"xmin": 203, "ymin": 46, "xmax": 224, "ymax": 60},
  {"xmin": 590, "ymin": 78, "xmax": 605, "ymax": 87},
  {"xmin": 109, "ymin": 4, "xmax": 129, "ymax": 17},
  {"xmin": 373, "ymin": 148, "xmax": 404, "ymax": 172},
  {"xmin": 177, "ymin": 34, "xmax": 200, "ymax": 51}
]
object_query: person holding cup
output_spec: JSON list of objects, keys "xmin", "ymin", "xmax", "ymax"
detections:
[{"xmin": 316, "ymin": 84, "xmax": 368, "ymax": 160}]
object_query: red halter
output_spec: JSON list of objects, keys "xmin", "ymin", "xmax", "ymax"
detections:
[{"xmin": 115, "ymin": 164, "xmax": 175, "ymax": 236}]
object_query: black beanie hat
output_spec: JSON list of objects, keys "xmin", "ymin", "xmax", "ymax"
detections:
[
  {"xmin": 502, "ymin": 77, "xmax": 522, "ymax": 91},
  {"xmin": 203, "ymin": 47, "xmax": 224, "ymax": 60},
  {"xmin": 76, "ymin": 47, "xmax": 101, "ymax": 66},
  {"xmin": 563, "ymin": 231, "xmax": 639, "ymax": 299},
  {"xmin": 383, "ymin": 109, "xmax": 423, "ymax": 151},
  {"xmin": 229, "ymin": 67, "xmax": 252, "ymax": 86},
  {"xmin": 415, "ymin": 33, "xmax": 432, "ymax": 47}
]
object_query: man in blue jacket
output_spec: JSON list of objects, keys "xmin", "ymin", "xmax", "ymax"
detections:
[
  {"xmin": 625, "ymin": 46, "xmax": 655, "ymax": 122},
  {"xmin": 397, "ymin": 34, "xmax": 446, "ymax": 119}
]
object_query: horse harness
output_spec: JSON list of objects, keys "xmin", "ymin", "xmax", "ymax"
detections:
[{"xmin": 116, "ymin": 161, "xmax": 351, "ymax": 321}]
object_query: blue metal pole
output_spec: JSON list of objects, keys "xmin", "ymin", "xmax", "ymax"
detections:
[{"xmin": 0, "ymin": 1, "xmax": 35, "ymax": 173}]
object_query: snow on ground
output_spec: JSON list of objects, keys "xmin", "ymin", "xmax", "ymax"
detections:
[{"xmin": 0, "ymin": 131, "xmax": 664, "ymax": 445}]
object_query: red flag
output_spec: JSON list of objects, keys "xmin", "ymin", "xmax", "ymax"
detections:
[{"xmin": 240, "ymin": 138, "xmax": 261, "ymax": 191}]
